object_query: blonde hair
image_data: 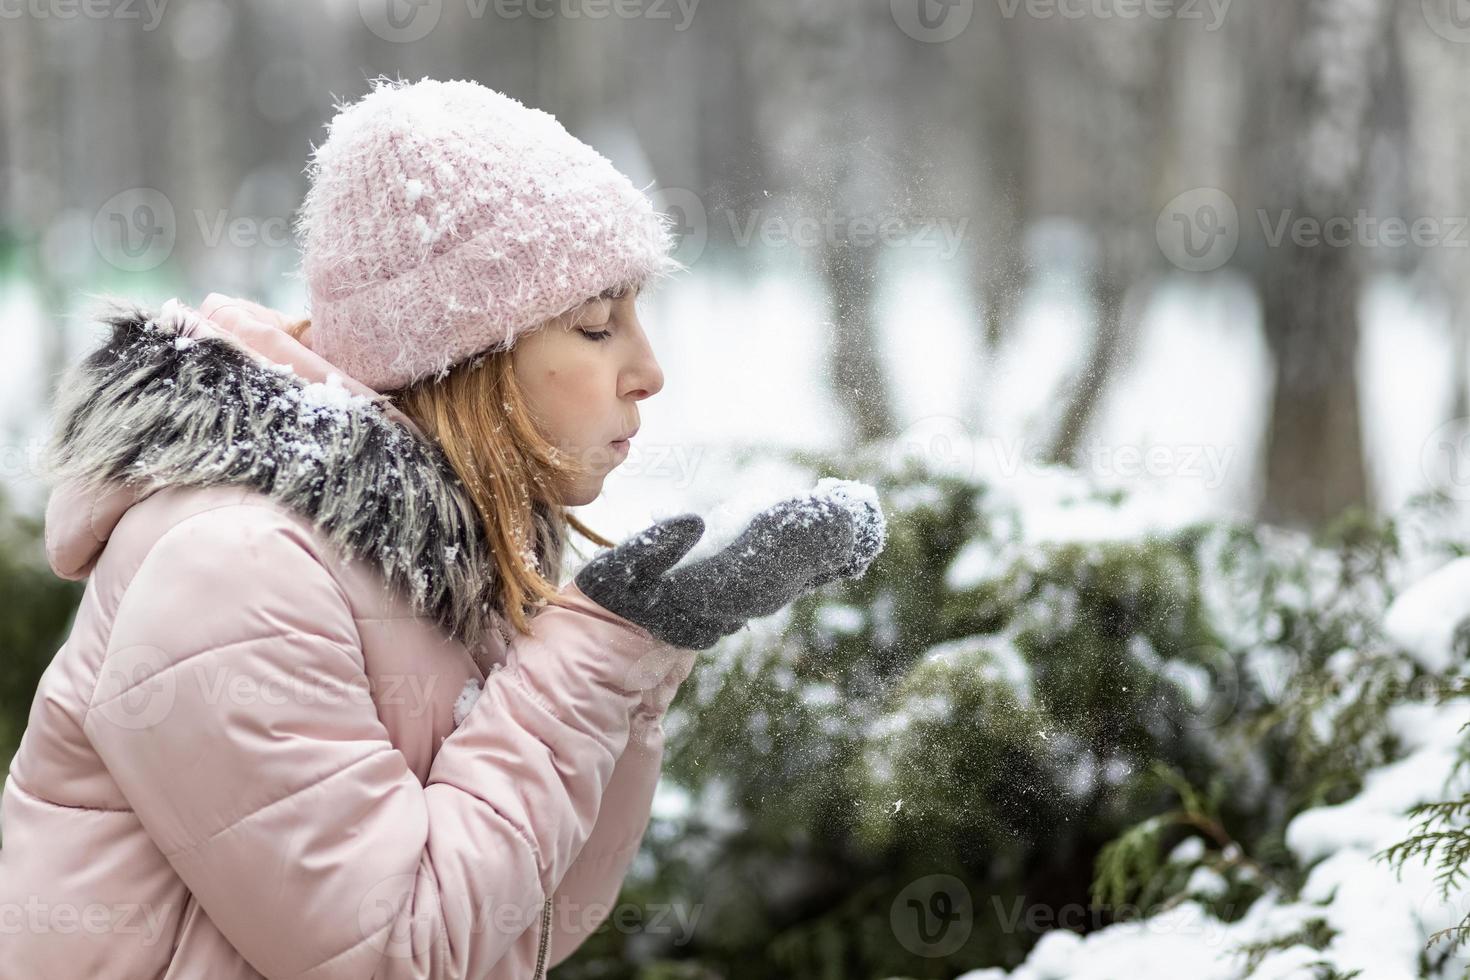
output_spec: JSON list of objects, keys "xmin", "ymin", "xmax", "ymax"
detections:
[{"xmin": 285, "ymin": 315, "xmax": 615, "ymax": 638}]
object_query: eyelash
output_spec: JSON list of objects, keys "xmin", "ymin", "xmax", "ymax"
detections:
[{"xmin": 579, "ymin": 328, "xmax": 613, "ymax": 342}]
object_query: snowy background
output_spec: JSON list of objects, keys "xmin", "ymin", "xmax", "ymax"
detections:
[{"xmin": 7, "ymin": 1, "xmax": 1470, "ymax": 978}]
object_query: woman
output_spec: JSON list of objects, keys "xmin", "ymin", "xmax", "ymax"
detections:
[{"xmin": 0, "ymin": 77, "xmax": 883, "ymax": 979}]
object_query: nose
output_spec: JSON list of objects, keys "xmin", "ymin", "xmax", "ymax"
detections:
[
  {"xmin": 621, "ymin": 313, "xmax": 664, "ymax": 400},
  {"xmin": 626, "ymin": 356, "xmax": 663, "ymax": 400}
]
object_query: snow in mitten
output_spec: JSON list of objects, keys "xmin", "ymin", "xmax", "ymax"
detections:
[{"xmin": 574, "ymin": 479, "xmax": 887, "ymax": 650}]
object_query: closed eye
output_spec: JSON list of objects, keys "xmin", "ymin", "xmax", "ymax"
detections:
[{"xmin": 579, "ymin": 328, "xmax": 613, "ymax": 342}]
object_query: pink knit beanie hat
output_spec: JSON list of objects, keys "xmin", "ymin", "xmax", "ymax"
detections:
[{"xmin": 293, "ymin": 76, "xmax": 681, "ymax": 392}]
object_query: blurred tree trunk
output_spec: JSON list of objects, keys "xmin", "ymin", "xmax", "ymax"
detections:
[
  {"xmin": 3, "ymin": 18, "xmax": 69, "ymax": 406},
  {"xmin": 978, "ymin": 28, "xmax": 1031, "ymax": 353},
  {"xmin": 748, "ymin": 0, "xmax": 898, "ymax": 448},
  {"xmin": 1046, "ymin": 17, "xmax": 1168, "ymax": 465},
  {"xmin": 1399, "ymin": 2, "xmax": 1470, "ymax": 424},
  {"xmin": 820, "ymin": 229, "xmax": 893, "ymax": 444},
  {"xmin": 1259, "ymin": 243, "xmax": 1371, "ymax": 524},
  {"xmin": 170, "ymin": 10, "xmax": 238, "ymax": 291},
  {"xmin": 1050, "ymin": 272, "xmax": 1134, "ymax": 465},
  {"xmin": 693, "ymin": 2, "xmax": 765, "ymax": 228},
  {"xmin": 1247, "ymin": 0, "xmax": 1392, "ymax": 526}
]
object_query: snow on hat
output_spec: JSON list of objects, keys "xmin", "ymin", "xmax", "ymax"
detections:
[{"xmin": 293, "ymin": 76, "xmax": 681, "ymax": 392}]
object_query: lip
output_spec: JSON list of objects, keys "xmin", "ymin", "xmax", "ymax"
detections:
[{"xmin": 611, "ymin": 426, "xmax": 639, "ymax": 444}]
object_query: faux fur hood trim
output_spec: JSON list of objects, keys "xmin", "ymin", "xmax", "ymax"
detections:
[{"xmin": 45, "ymin": 301, "xmax": 520, "ymax": 649}]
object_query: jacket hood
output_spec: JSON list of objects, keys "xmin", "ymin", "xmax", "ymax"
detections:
[{"xmin": 42, "ymin": 299, "xmax": 528, "ymax": 649}]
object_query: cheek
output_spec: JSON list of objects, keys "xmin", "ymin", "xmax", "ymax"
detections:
[{"xmin": 538, "ymin": 365, "xmax": 603, "ymax": 438}]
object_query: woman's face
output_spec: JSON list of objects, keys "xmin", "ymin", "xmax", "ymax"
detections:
[{"xmin": 512, "ymin": 286, "xmax": 664, "ymax": 506}]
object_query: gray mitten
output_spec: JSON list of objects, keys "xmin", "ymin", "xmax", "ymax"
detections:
[{"xmin": 575, "ymin": 479, "xmax": 887, "ymax": 650}]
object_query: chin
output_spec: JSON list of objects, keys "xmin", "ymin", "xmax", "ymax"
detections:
[{"xmin": 563, "ymin": 480, "xmax": 604, "ymax": 507}]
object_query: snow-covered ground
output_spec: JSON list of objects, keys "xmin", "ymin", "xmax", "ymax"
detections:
[{"xmin": 952, "ymin": 561, "xmax": 1470, "ymax": 980}]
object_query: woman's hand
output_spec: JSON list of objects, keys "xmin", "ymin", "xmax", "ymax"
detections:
[{"xmin": 574, "ymin": 480, "xmax": 886, "ymax": 650}]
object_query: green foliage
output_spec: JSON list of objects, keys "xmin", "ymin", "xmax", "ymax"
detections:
[
  {"xmin": 1361, "ymin": 496, "xmax": 1470, "ymax": 977},
  {"xmin": 1215, "ymin": 514, "xmax": 1407, "ymax": 814},
  {"xmin": 1378, "ymin": 714, "xmax": 1470, "ymax": 971},
  {"xmin": 1091, "ymin": 761, "xmax": 1265, "ymax": 916},
  {"xmin": 0, "ymin": 492, "xmax": 83, "ymax": 779},
  {"xmin": 1234, "ymin": 917, "xmax": 1358, "ymax": 978},
  {"xmin": 567, "ymin": 452, "xmax": 1433, "ymax": 978}
]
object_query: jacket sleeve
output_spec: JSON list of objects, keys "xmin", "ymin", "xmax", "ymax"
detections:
[
  {"xmin": 82, "ymin": 503, "xmax": 677, "ymax": 980},
  {"xmin": 541, "ymin": 652, "xmax": 695, "ymax": 969}
]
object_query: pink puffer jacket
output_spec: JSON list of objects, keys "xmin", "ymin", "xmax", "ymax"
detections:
[{"xmin": 0, "ymin": 300, "xmax": 696, "ymax": 979}]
